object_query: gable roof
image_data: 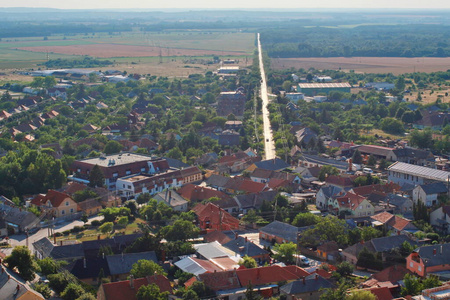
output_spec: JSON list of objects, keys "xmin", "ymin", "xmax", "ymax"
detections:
[
  {"xmin": 234, "ymin": 191, "xmax": 278, "ymax": 210},
  {"xmin": 194, "ymin": 241, "xmax": 231, "ymax": 260},
  {"xmin": 254, "ymin": 158, "xmax": 290, "ymax": 171},
  {"xmin": 178, "ymin": 184, "xmax": 230, "ymax": 201},
  {"xmin": 0, "ymin": 203, "xmax": 40, "ymax": 230},
  {"xmin": 280, "ymin": 274, "xmax": 333, "ymax": 295},
  {"xmin": 372, "ymin": 265, "xmax": 412, "ymax": 284},
  {"xmin": 236, "ymin": 265, "xmax": 301, "ymax": 286},
  {"xmin": 259, "ymin": 221, "xmax": 301, "ymax": 243},
  {"xmin": 106, "ymin": 251, "xmax": 158, "ymax": 276},
  {"xmin": 222, "ymin": 236, "xmax": 269, "ymax": 258},
  {"xmin": 413, "ymin": 243, "xmax": 450, "ymax": 267},
  {"xmin": 336, "ymin": 192, "xmax": 369, "ymax": 211},
  {"xmin": 388, "ymin": 162, "xmax": 450, "ymax": 183},
  {"xmin": 174, "ymin": 256, "xmax": 223, "ymax": 276},
  {"xmin": 326, "ymin": 175, "xmax": 357, "ymax": 187},
  {"xmin": 370, "ymin": 235, "xmax": 417, "ymax": 253},
  {"xmin": 193, "ymin": 203, "xmax": 240, "ymax": 230},
  {"xmin": 198, "ymin": 270, "xmax": 241, "ymax": 291},
  {"xmin": 418, "ymin": 182, "xmax": 448, "ymax": 195},
  {"xmin": 0, "ymin": 266, "xmax": 45, "ymax": 300},
  {"xmin": 31, "ymin": 190, "xmax": 74, "ymax": 207},
  {"xmin": 357, "ymin": 145, "xmax": 393, "ymax": 157},
  {"xmin": 204, "ymin": 230, "xmax": 232, "ymax": 245},
  {"xmin": 100, "ymin": 275, "xmax": 172, "ymax": 300},
  {"xmin": 66, "ymin": 257, "xmax": 110, "ymax": 279}
]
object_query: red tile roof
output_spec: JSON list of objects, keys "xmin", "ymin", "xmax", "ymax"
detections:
[
  {"xmin": 62, "ymin": 182, "xmax": 88, "ymax": 195},
  {"xmin": 366, "ymin": 287, "xmax": 394, "ymax": 300},
  {"xmin": 351, "ymin": 182, "xmax": 400, "ymax": 196},
  {"xmin": 31, "ymin": 190, "xmax": 74, "ymax": 208},
  {"xmin": 336, "ymin": 192, "xmax": 368, "ymax": 211},
  {"xmin": 325, "ymin": 175, "xmax": 357, "ymax": 187},
  {"xmin": 236, "ymin": 265, "xmax": 302, "ymax": 286},
  {"xmin": 282, "ymin": 265, "xmax": 310, "ymax": 278},
  {"xmin": 204, "ymin": 230, "xmax": 232, "ymax": 245},
  {"xmin": 193, "ymin": 203, "xmax": 240, "ymax": 231},
  {"xmin": 100, "ymin": 275, "xmax": 172, "ymax": 300},
  {"xmin": 199, "ymin": 270, "xmax": 241, "ymax": 291},
  {"xmin": 372, "ymin": 265, "xmax": 412, "ymax": 284},
  {"xmin": 371, "ymin": 212, "xmax": 414, "ymax": 231}
]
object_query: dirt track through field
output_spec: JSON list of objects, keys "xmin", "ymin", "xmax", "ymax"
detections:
[
  {"xmin": 17, "ymin": 43, "xmax": 247, "ymax": 58},
  {"xmin": 272, "ymin": 57, "xmax": 450, "ymax": 74}
]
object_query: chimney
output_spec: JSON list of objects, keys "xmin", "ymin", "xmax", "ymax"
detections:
[
  {"xmin": 235, "ymin": 232, "xmax": 238, "ymax": 240},
  {"xmin": 440, "ymin": 245, "xmax": 443, "ymax": 254},
  {"xmin": 83, "ymin": 257, "xmax": 87, "ymax": 269},
  {"xmin": 245, "ymin": 236, "xmax": 248, "ymax": 243},
  {"xmin": 16, "ymin": 284, "xmax": 20, "ymax": 292},
  {"xmin": 315, "ymin": 274, "xmax": 318, "ymax": 280},
  {"xmin": 433, "ymin": 248, "xmax": 437, "ymax": 256},
  {"xmin": 98, "ymin": 234, "xmax": 101, "ymax": 240},
  {"xmin": 348, "ymin": 158, "xmax": 353, "ymax": 172},
  {"xmin": 102, "ymin": 252, "xmax": 105, "ymax": 259},
  {"xmin": 130, "ymin": 275, "xmax": 134, "ymax": 289},
  {"xmin": 360, "ymin": 240, "xmax": 364, "ymax": 244},
  {"xmin": 302, "ymin": 277, "xmax": 306, "ymax": 284}
]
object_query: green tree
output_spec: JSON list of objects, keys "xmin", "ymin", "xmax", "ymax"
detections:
[
  {"xmin": 166, "ymin": 147, "xmax": 183, "ymax": 160},
  {"xmin": 318, "ymin": 165, "xmax": 339, "ymax": 181},
  {"xmin": 273, "ymin": 242, "xmax": 297, "ymax": 264},
  {"xmin": 336, "ymin": 261, "xmax": 354, "ymax": 277},
  {"xmin": 345, "ymin": 290, "xmax": 376, "ymax": 300},
  {"xmin": 380, "ymin": 118, "xmax": 404, "ymax": 135},
  {"xmin": 245, "ymin": 282, "xmax": 262, "ymax": 300},
  {"xmin": 239, "ymin": 255, "xmax": 258, "ymax": 268},
  {"xmin": 275, "ymin": 193, "xmax": 289, "ymax": 207},
  {"xmin": 36, "ymin": 257, "xmax": 67, "ymax": 276},
  {"xmin": 367, "ymin": 155, "xmax": 376, "ymax": 166},
  {"xmin": 136, "ymin": 283, "xmax": 169, "ymax": 300},
  {"xmin": 292, "ymin": 213, "xmax": 320, "ymax": 227},
  {"xmin": 81, "ymin": 214, "xmax": 88, "ymax": 224},
  {"xmin": 103, "ymin": 140, "xmax": 123, "ymax": 154},
  {"xmin": 401, "ymin": 273, "xmax": 423, "ymax": 296},
  {"xmin": 130, "ymin": 260, "xmax": 166, "ymax": 279},
  {"xmin": 88, "ymin": 164, "xmax": 104, "ymax": 188},
  {"xmin": 61, "ymin": 283, "xmax": 85, "ymax": 300},
  {"xmin": 33, "ymin": 283, "xmax": 52, "ymax": 299},
  {"xmin": 75, "ymin": 294, "xmax": 97, "ymax": 300},
  {"xmin": 117, "ymin": 216, "xmax": 129, "ymax": 227},
  {"xmin": 357, "ymin": 247, "xmax": 382, "ymax": 270},
  {"xmin": 182, "ymin": 289, "xmax": 199, "ymax": 300},
  {"xmin": 352, "ymin": 149, "xmax": 363, "ymax": 164},
  {"xmin": 98, "ymin": 222, "xmax": 114, "ymax": 236},
  {"xmin": 361, "ymin": 226, "xmax": 382, "ymax": 241},
  {"xmin": 320, "ymin": 280, "xmax": 349, "ymax": 300},
  {"xmin": 43, "ymin": 76, "xmax": 57, "ymax": 89},
  {"xmin": 160, "ymin": 219, "xmax": 199, "ymax": 241},
  {"xmin": 5, "ymin": 246, "xmax": 38, "ymax": 281},
  {"xmin": 301, "ymin": 216, "xmax": 348, "ymax": 247},
  {"xmin": 136, "ymin": 193, "xmax": 151, "ymax": 204},
  {"xmin": 400, "ymin": 241, "xmax": 415, "ymax": 257}
]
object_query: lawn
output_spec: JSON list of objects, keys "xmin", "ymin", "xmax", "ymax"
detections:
[{"xmin": 55, "ymin": 218, "xmax": 146, "ymax": 243}]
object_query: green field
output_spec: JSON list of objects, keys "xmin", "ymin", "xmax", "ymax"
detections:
[{"xmin": 0, "ymin": 30, "xmax": 255, "ymax": 70}]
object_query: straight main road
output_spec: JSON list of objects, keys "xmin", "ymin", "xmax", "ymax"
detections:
[{"xmin": 257, "ymin": 33, "xmax": 276, "ymax": 160}]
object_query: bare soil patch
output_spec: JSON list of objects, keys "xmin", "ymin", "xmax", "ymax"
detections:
[
  {"xmin": 272, "ymin": 57, "xmax": 450, "ymax": 75},
  {"xmin": 16, "ymin": 43, "xmax": 247, "ymax": 58}
]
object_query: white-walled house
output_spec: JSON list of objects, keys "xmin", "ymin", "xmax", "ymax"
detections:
[
  {"xmin": 387, "ymin": 162, "xmax": 450, "ymax": 186},
  {"xmin": 412, "ymin": 182, "xmax": 448, "ymax": 207}
]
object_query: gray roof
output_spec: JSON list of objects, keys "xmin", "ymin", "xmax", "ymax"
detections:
[
  {"xmin": 194, "ymin": 242, "xmax": 230, "ymax": 259},
  {"xmin": 280, "ymin": 274, "xmax": 333, "ymax": 295},
  {"xmin": 106, "ymin": 251, "xmax": 158, "ymax": 275},
  {"xmin": 50, "ymin": 243, "xmax": 85, "ymax": 260},
  {"xmin": 319, "ymin": 186, "xmax": 343, "ymax": 199},
  {"xmin": 206, "ymin": 174, "xmax": 231, "ymax": 188},
  {"xmin": 414, "ymin": 243, "xmax": 450, "ymax": 267},
  {"xmin": 370, "ymin": 235, "xmax": 417, "ymax": 253},
  {"xmin": 388, "ymin": 162, "xmax": 450, "ymax": 183},
  {"xmin": 386, "ymin": 194, "xmax": 411, "ymax": 207},
  {"xmin": 0, "ymin": 203, "xmax": 40, "ymax": 230},
  {"xmin": 418, "ymin": 182, "xmax": 448, "ymax": 195},
  {"xmin": 254, "ymin": 158, "xmax": 290, "ymax": 171},
  {"xmin": 260, "ymin": 221, "xmax": 301, "ymax": 243},
  {"xmin": 0, "ymin": 266, "xmax": 43, "ymax": 300},
  {"xmin": 234, "ymin": 191, "xmax": 278, "ymax": 210},
  {"xmin": 222, "ymin": 237, "xmax": 268, "ymax": 258},
  {"xmin": 392, "ymin": 147, "xmax": 433, "ymax": 160},
  {"xmin": 153, "ymin": 191, "xmax": 187, "ymax": 208},
  {"xmin": 300, "ymin": 154, "xmax": 349, "ymax": 171},
  {"xmin": 32, "ymin": 237, "xmax": 55, "ymax": 258},
  {"xmin": 162, "ymin": 157, "xmax": 190, "ymax": 169}
]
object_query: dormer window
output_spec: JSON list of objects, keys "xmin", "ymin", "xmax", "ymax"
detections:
[{"xmin": 66, "ymin": 201, "xmax": 69, "ymax": 206}]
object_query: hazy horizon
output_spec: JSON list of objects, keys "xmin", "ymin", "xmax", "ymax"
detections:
[{"xmin": 2, "ymin": 0, "xmax": 450, "ymax": 10}]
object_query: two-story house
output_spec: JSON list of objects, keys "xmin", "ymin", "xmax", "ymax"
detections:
[
  {"xmin": 406, "ymin": 243, "xmax": 450, "ymax": 277},
  {"xmin": 31, "ymin": 190, "xmax": 78, "ymax": 218}
]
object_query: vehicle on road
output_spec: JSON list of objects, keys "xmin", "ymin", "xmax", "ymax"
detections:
[
  {"xmin": 299, "ymin": 255, "xmax": 310, "ymax": 266},
  {"xmin": 266, "ymin": 138, "xmax": 269, "ymax": 142}
]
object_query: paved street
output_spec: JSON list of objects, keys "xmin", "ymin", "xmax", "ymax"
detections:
[
  {"xmin": 4, "ymin": 215, "xmax": 103, "ymax": 255},
  {"xmin": 257, "ymin": 33, "xmax": 276, "ymax": 160}
]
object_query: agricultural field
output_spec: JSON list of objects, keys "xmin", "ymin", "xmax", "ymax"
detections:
[
  {"xmin": 271, "ymin": 57, "xmax": 450, "ymax": 75},
  {"xmin": 0, "ymin": 31, "xmax": 255, "ymax": 77}
]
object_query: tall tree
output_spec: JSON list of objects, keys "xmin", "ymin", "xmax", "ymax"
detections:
[
  {"xmin": 88, "ymin": 164, "xmax": 104, "ymax": 188},
  {"xmin": 130, "ymin": 260, "xmax": 165, "ymax": 278},
  {"xmin": 5, "ymin": 246, "xmax": 38, "ymax": 281},
  {"xmin": 136, "ymin": 283, "xmax": 169, "ymax": 300}
]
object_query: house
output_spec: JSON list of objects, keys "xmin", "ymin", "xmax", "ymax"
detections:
[
  {"xmin": 387, "ymin": 162, "xmax": 450, "ymax": 186},
  {"xmin": 71, "ymin": 153, "xmax": 170, "ymax": 190},
  {"xmin": 342, "ymin": 235, "xmax": 417, "ymax": 265},
  {"xmin": 361, "ymin": 265, "xmax": 412, "ymax": 289},
  {"xmin": 218, "ymin": 130, "xmax": 240, "ymax": 146},
  {"xmin": 280, "ymin": 274, "xmax": 333, "ymax": 300},
  {"xmin": 106, "ymin": 251, "xmax": 158, "ymax": 281},
  {"xmin": 0, "ymin": 202, "xmax": 40, "ymax": 234},
  {"xmin": 325, "ymin": 175, "xmax": 357, "ymax": 190},
  {"xmin": 385, "ymin": 194, "xmax": 413, "ymax": 216},
  {"xmin": 0, "ymin": 265, "xmax": 45, "ymax": 300},
  {"xmin": 430, "ymin": 205, "xmax": 450, "ymax": 234},
  {"xmin": 413, "ymin": 111, "xmax": 450, "ymax": 130},
  {"xmin": 193, "ymin": 203, "xmax": 240, "ymax": 231},
  {"xmin": 412, "ymin": 182, "xmax": 448, "ymax": 207},
  {"xmin": 329, "ymin": 192, "xmax": 375, "ymax": 217},
  {"xmin": 30, "ymin": 190, "xmax": 79, "ymax": 218},
  {"xmin": 236, "ymin": 265, "xmax": 303, "ymax": 287},
  {"xmin": 115, "ymin": 172, "xmax": 182, "ymax": 199},
  {"xmin": 65, "ymin": 257, "xmax": 110, "ymax": 284},
  {"xmin": 32, "ymin": 237, "xmax": 84, "ymax": 260},
  {"xmin": 247, "ymin": 158, "xmax": 290, "ymax": 172},
  {"xmin": 259, "ymin": 221, "xmax": 301, "ymax": 244},
  {"xmin": 298, "ymin": 82, "xmax": 351, "ymax": 96},
  {"xmin": 365, "ymin": 82, "xmax": 395, "ymax": 91},
  {"xmin": 316, "ymin": 241, "xmax": 340, "ymax": 261},
  {"xmin": 193, "ymin": 241, "xmax": 232, "ymax": 260},
  {"xmin": 222, "ymin": 236, "xmax": 270, "ymax": 261},
  {"xmin": 371, "ymin": 211, "xmax": 418, "ymax": 234},
  {"xmin": 217, "ymin": 91, "xmax": 246, "ymax": 118},
  {"xmin": 406, "ymin": 243, "xmax": 450, "ymax": 277},
  {"xmin": 316, "ymin": 186, "xmax": 343, "ymax": 211},
  {"xmin": 250, "ymin": 168, "xmax": 301, "ymax": 185},
  {"xmin": 97, "ymin": 275, "xmax": 172, "ymax": 300},
  {"xmin": 78, "ymin": 199, "xmax": 102, "ymax": 216},
  {"xmin": 152, "ymin": 190, "xmax": 188, "ymax": 212},
  {"xmin": 295, "ymin": 127, "xmax": 318, "ymax": 145},
  {"xmin": 174, "ymin": 256, "xmax": 223, "ymax": 275},
  {"xmin": 177, "ymin": 184, "xmax": 231, "ymax": 203},
  {"xmin": 410, "ymin": 281, "xmax": 450, "ymax": 300},
  {"xmin": 298, "ymin": 154, "xmax": 351, "ymax": 174},
  {"xmin": 389, "ymin": 147, "xmax": 435, "ymax": 167},
  {"xmin": 224, "ymin": 120, "xmax": 243, "ymax": 131},
  {"xmin": 198, "ymin": 270, "xmax": 241, "ymax": 292},
  {"xmin": 234, "ymin": 191, "xmax": 278, "ymax": 213},
  {"xmin": 203, "ymin": 230, "xmax": 232, "ymax": 245},
  {"xmin": 356, "ymin": 145, "xmax": 393, "ymax": 161}
]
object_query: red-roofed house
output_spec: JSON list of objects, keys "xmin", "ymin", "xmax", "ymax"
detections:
[
  {"xmin": 193, "ymin": 203, "xmax": 240, "ymax": 231},
  {"xmin": 30, "ymin": 190, "xmax": 78, "ymax": 218},
  {"xmin": 325, "ymin": 175, "xmax": 357, "ymax": 189},
  {"xmin": 330, "ymin": 192, "xmax": 374, "ymax": 217},
  {"xmin": 351, "ymin": 287, "xmax": 394, "ymax": 300},
  {"xmin": 362, "ymin": 265, "xmax": 412, "ymax": 289},
  {"xmin": 178, "ymin": 184, "xmax": 231, "ymax": 202},
  {"xmin": 371, "ymin": 212, "xmax": 417, "ymax": 234},
  {"xmin": 236, "ymin": 265, "xmax": 303, "ymax": 287},
  {"xmin": 97, "ymin": 275, "xmax": 172, "ymax": 300}
]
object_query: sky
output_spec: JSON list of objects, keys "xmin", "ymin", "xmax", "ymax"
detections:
[{"xmin": 1, "ymin": 0, "xmax": 450, "ymax": 9}]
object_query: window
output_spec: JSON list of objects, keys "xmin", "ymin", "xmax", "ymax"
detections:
[
  {"xmin": 128, "ymin": 185, "xmax": 131, "ymax": 189},
  {"xmin": 77, "ymin": 168, "xmax": 81, "ymax": 173},
  {"xmin": 61, "ymin": 210, "xmax": 65, "ymax": 215},
  {"xmin": 65, "ymin": 201, "xmax": 69, "ymax": 206},
  {"xmin": 141, "ymin": 168, "xmax": 146, "ymax": 172},
  {"xmin": 126, "ymin": 170, "xmax": 131, "ymax": 175},
  {"xmin": 410, "ymin": 262, "xmax": 414, "ymax": 267},
  {"xmin": 113, "ymin": 172, "xmax": 118, "ymax": 177},
  {"xmin": 418, "ymin": 266, "xmax": 422, "ymax": 272},
  {"xmin": 70, "ymin": 208, "xmax": 74, "ymax": 213}
]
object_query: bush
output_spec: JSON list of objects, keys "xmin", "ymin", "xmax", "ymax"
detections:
[
  {"xmin": 71, "ymin": 226, "xmax": 84, "ymax": 233},
  {"xmin": 61, "ymin": 283, "xmax": 85, "ymax": 300},
  {"xmin": 91, "ymin": 220, "xmax": 102, "ymax": 227},
  {"xmin": 34, "ymin": 283, "xmax": 52, "ymax": 299}
]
